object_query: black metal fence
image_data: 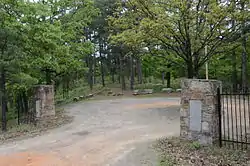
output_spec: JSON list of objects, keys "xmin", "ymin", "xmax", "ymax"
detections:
[
  {"xmin": 0, "ymin": 90, "xmax": 37, "ymax": 130},
  {"xmin": 217, "ymin": 88, "xmax": 250, "ymax": 149},
  {"xmin": 16, "ymin": 91, "xmax": 37, "ymax": 125}
]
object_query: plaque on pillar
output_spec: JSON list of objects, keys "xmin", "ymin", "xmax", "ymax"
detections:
[{"xmin": 189, "ymin": 100, "xmax": 202, "ymax": 132}]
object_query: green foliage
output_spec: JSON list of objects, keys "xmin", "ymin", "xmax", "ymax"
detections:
[
  {"xmin": 109, "ymin": 0, "xmax": 249, "ymax": 78},
  {"xmin": 189, "ymin": 141, "xmax": 202, "ymax": 150},
  {"xmin": 135, "ymin": 83, "xmax": 165, "ymax": 92},
  {"xmin": 158, "ymin": 156, "xmax": 175, "ymax": 166},
  {"xmin": 0, "ymin": 0, "xmax": 100, "ymax": 129},
  {"xmin": 0, "ymin": 0, "xmax": 98, "ymax": 87},
  {"xmin": 55, "ymin": 81, "xmax": 103, "ymax": 105}
]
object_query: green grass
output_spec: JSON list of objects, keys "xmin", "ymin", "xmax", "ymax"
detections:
[
  {"xmin": 55, "ymin": 84, "xmax": 105, "ymax": 106},
  {"xmin": 158, "ymin": 156, "xmax": 176, "ymax": 166}
]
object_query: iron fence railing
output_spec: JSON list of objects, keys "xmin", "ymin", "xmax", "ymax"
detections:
[{"xmin": 217, "ymin": 88, "xmax": 250, "ymax": 149}]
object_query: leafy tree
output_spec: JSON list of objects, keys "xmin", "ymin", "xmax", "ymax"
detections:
[
  {"xmin": 88, "ymin": 0, "xmax": 120, "ymax": 87},
  {"xmin": 0, "ymin": 0, "xmax": 98, "ymax": 131},
  {"xmin": 0, "ymin": 0, "xmax": 29, "ymax": 131},
  {"xmin": 109, "ymin": 0, "xmax": 249, "ymax": 78}
]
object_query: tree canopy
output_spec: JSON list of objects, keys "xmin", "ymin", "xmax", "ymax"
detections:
[{"xmin": 109, "ymin": 0, "xmax": 249, "ymax": 78}]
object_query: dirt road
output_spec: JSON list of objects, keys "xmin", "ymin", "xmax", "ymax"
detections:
[{"xmin": 0, "ymin": 97, "xmax": 180, "ymax": 166}]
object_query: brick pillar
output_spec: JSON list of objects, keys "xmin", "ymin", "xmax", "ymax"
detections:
[
  {"xmin": 34, "ymin": 85, "xmax": 55, "ymax": 118},
  {"xmin": 180, "ymin": 79, "xmax": 221, "ymax": 145}
]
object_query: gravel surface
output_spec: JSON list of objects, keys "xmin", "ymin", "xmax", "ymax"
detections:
[{"xmin": 0, "ymin": 97, "xmax": 180, "ymax": 166}]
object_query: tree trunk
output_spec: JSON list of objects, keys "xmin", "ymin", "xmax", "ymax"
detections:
[
  {"xmin": 119, "ymin": 54, "xmax": 126, "ymax": 90},
  {"xmin": 126, "ymin": 70, "xmax": 130, "ymax": 81},
  {"xmin": 230, "ymin": 15, "xmax": 238, "ymax": 92},
  {"xmin": 99, "ymin": 42, "xmax": 105, "ymax": 87},
  {"xmin": 111, "ymin": 67, "xmax": 115, "ymax": 83},
  {"xmin": 137, "ymin": 58, "xmax": 143, "ymax": 84},
  {"xmin": 116, "ymin": 56, "xmax": 121, "ymax": 83},
  {"xmin": 62, "ymin": 77, "xmax": 65, "ymax": 98},
  {"xmin": 117, "ymin": 74, "xmax": 120, "ymax": 83},
  {"xmin": 88, "ymin": 56, "xmax": 93, "ymax": 90},
  {"xmin": 162, "ymin": 72, "xmax": 165, "ymax": 85},
  {"xmin": 241, "ymin": 1, "xmax": 247, "ymax": 93},
  {"xmin": 93, "ymin": 55, "xmax": 96, "ymax": 85},
  {"xmin": 144, "ymin": 69, "xmax": 148, "ymax": 83},
  {"xmin": 232, "ymin": 50, "xmax": 237, "ymax": 92},
  {"xmin": 1, "ymin": 67, "xmax": 7, "ymax": 131},
  {"xmin": 62, "ymin": 76, "xmax": 69, "ymax": 98},
  {"xmin": 130, "ymin": 56, "xmax": 134, "ymax": 90},
  {"xmin": 100, "ymin": 57, "xmax": 105, "ymax": 87},
  {"xmin": 121, "ymin": 74, "xmax": 126, "ymax": 90},
  {"xmin": 166, "ymin": 72, "xmax": 171, "ymax": 88},
  {"xmin": 17, "ymin": 93, "xmax": 22, "ymax": 125},
  {"xmin": 111, "ymin": 56, "xmax": 115, "ymax": 83},
  {"xmin": 194, "ymin": 65, "xmax": 199, "ymax": 79},
  {"xmin": 66, "ymin": 79, "xmax": 70, "ymax": 98},
  {"xmin": 22, "ymin": 91, "xmax": 28, "ymax": 113},
  {"xmin": 187, "ymin": 61, "xmax": 194, "ymax": 78},
  {"xmin": 241, "ymin": 30, "xmax": 247, "ymax": 92},
  {"xmin": 241, "ymin": 38, "xmax": 247, "ymax": 92},
  {"xmin": 45, "ymin": 69, "xmax": 51, "ymax": 85}
]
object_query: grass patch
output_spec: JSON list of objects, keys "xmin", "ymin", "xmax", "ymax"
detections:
[
  {"xmin": 90, "ymin": 92, "xmax": 180, "ymax": 102},
  {"xmin": 134, "ymin": 83, "xmax": 170, "ymax": 93},
  {"xmin": 131, "ymin": 93, "xmax": 180, "ymax": 98},
  {"xmin": 155, "ymin": 137, "xmax": 250, "ymax": 166},
  {"xmin": 55, "ymin": 84, "xmax": 106, "ymax": 106}
]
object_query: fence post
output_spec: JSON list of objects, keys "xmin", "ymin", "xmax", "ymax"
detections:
[{"xmin": 217, "ymin": 87, "xmax": 222, "ymax": 147}]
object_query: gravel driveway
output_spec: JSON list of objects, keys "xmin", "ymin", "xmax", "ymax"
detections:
[{"xmin": 0, "ymin": 97, "xmax": 180, "ymax": 166}]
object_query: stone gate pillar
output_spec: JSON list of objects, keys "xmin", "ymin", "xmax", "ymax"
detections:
[
  {"xmin": 180, "ymin": 79, "xmax": 221, "ymax": 145},
  {"xmin": 34, "ymin": 85, "xmax": 55, "ymax": 118}
]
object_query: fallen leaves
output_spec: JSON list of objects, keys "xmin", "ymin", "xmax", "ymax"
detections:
[
  {"xmin": 154, "ymin": 137, "xmax": 250, "ymax": 166},
  {"xmin": 0, "ymin": 110, "xmax": 73, "ymax": 144}
]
